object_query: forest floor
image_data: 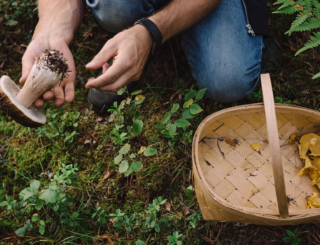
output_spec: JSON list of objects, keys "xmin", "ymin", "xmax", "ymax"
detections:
[{"xmin": 1, "ymin": 1, "xmax": 320, "ymax": 244}]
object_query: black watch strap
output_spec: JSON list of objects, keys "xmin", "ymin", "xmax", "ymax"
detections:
[{"xmin": 134, "ymin": 18, "xmax": 163, "ymax": 54}]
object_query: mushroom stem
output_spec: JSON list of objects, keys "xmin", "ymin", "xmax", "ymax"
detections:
[
  {"xmin": 16, "ymin": 50, "xmax": 68, "ymax": 109},
  {"xmin": 16, "ymin": 65, "xmax": 61, "ymax": 108}
]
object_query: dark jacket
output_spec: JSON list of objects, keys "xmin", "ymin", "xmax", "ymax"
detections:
[{"xmin": 242, "ymin": 0, "xmax": 269, "ymax": 37}]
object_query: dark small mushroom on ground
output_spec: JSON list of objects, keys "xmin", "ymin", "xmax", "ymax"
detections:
[{"xmin": 0, "ymin": 50, "xmax": 68, "ymax": 128}]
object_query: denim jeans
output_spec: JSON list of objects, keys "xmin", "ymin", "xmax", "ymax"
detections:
[{"xmin": 86, "ymin": 0, "xmax": 264, "ymax": 103}]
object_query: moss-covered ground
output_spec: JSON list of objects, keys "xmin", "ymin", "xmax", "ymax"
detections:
[{"xmin": 1, "ymin": 0, "xmax": 320, "ymax": 244}]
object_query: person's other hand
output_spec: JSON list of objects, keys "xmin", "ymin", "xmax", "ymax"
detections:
[
  {"xmin": 85, "ymin": 25, "xmax": 153, "ymax": 92},
  {"xmin": 20, "ymin": 38, "xmax": 76, "ymax": 107}
]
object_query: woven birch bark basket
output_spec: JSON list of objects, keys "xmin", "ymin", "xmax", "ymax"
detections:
[{"xmin": 192, "ymin": 74, "xmax": 320, "ymax": 225}]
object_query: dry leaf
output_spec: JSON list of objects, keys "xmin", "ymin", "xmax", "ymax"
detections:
[
  {"xmin": 138, "ymin": 146, "xmax": 146, "ymax": 154},
  {"xmin": 263, "ymin": 140, "xmax": 269, "ymax": 144},
  {"xmin": 307, "ymin": 192, "xmax": 320, "ymax": 209},
  {"xmin": 182, "ymin": 207, "xmax": 192, "ymax": 218},
  {"xmin": 165, "ymin": 201, "xmax": 171, "ymax": 212},
  {"xmin": 103, "ymin": 171, "xmax": 111, "ymax": 180},
  {"xmin": 95, "ymin": 234, "xmax": 114, "ymax": 245},
  {"xmin": 251, "ymin": 143, "xmax": 261, "ymax": 152},
  {"xmin": 225, "ymin": 138, "xmax": 237, "ymax": 147},
  {"xmin": 288, "ymin": 133, "xmax": 297, "ymax": 144}
]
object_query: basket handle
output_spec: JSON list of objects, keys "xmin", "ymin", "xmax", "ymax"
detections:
[{"xmin": 261, "ymin": 73, "xmax": 289, "ymax": 218}]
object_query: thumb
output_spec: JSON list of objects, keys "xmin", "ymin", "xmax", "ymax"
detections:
[{"xmin": 20, "ymin": 52, "xmax": 35, "ymax": 84}]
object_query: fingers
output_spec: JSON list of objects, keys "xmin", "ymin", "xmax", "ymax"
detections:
[
  {"xmin": 53, "ymin": 84, "xmax": 65, "ymax": 107},
  {"xmin": 98, "ymin": 72, "xmax": 132, "ymax": 93},
  {"xmin": 34, "ymin": 99, "xmax": 45, "ymax": 108},
  {"xmin": 86, "ymin": 41, "xmax": 115, "ymax": 70},
  {"xmin": 20, "ymin": 49, "xmax": 37, "ymax": 84}
]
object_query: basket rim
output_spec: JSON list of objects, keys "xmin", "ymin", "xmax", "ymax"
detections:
[{"xmin": 193, "ymin": 102, "xmax": 320, "ymax": 219}]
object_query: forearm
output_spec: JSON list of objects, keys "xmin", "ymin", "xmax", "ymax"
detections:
[
  {"xmin": 34, "ymin": 0, "xmax": 85, "ymax": 44},
  {"xmin": 149, "ymin": 0, "xmax": 222, "ymax": 42}
]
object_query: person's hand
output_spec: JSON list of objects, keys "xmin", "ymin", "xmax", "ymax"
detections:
[
  {"xmin": 20, "ymin": 38, "xmax": 76, "ymax": 107},
  {"xmin": 85, "ymin": 24, "xmax": 153, "ymax": 92}
]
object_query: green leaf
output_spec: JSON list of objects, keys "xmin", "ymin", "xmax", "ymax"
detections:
[
  {"xmin": 19, "ymin": 188, "xmax": 34, "ymax": 201},
  {"xmin": 195, "ymin": 88, "xmax": 207, "ymax": 102},
  {"xmin": 124, "ymin": 167, "xmax": 133, "ymax": 177},
  {"xmin": 39, "ymin": 223, "xmax": 45, "ymax": 235},
  {"xmin": 132, "ymin": 120, "xmax": 143, "ymax": 135},
  {"xmin": 175, "ymin": 119, "xmax": 191, "ymax": 128},
  {"xmin": 135, "ymin": 241, "xmax": 146, "ymax": 245},
  {"xmin": 31, "ymin": 215, "xmax": 40, "ymax": 222},
  {"xmin": 167, "ymin": 123, "xmax": 177, "ymax": 136},
  {"xmin": 154, "ymin": 223, "xmax": 160, "ymax": 232},
  {"xmin": 133, "ymin": 111, "xmax": 141, "ymax": 121},
  {"xmin": 171, "ymin": 103, "xmax": 180, "ymax": 113},
  {"xmin": 313, "ymin": 72, "xmax": 320, "ymax": 79},
  {"xmin": 15, "ymin": 227, "xmax": 27, "ymax": 236},
  {"xmin": 119, "ymin": 144, "xmax": 131, "ymax": 154},
  {"xmin": 131, "ymin": 161, "xmax": 143, "ymax": 172},
  {"xmin": 131, "ymin": 90, "xmax": 142, "ymax": 95},
  {"xmin": 286, "ymin": 230, "xmax": 295, "ymax": 237},
  {"xmin": 117, "ymin": 86, "xmax": 126, "ymax": 95},
  {"xmin": 182, "ymin": 108, "xmax": 197, "ymax": 119},
  {"xmin": 119, "ymin": 161, "xmax": 129, "ymax": 173},
  {"xmin": 185, "ymin": 185, "xmax": 194, "ymax": 197},
  {"xmin": 144, "ymin": 148, "xmax": 156, "ymax": 156},
  {"xmin": 130, "ymin": 154, "xmax": 136, "ymax": 158},
  {"xmin": 183, "ymin": 99, "xmax": 193, "ymax": 108},
  {"xmin": 190, "ymin": 103, "xmax": 203, "ymax": 114},
  {"xmin": 0, "ymin": 201, "xmax": 7, "ymax": 207},
  {"xmin": 115, "ymin": 154, "xmax": 123, "ymax": 164},
  {"xmin": 185, "ymin": 90, "xmax": 196, "ymax": 100},
  {"xmin": 283, "ymin": 237, "xmax": 292, "ymax": 242},
  {"xmin": 292, "ymin": 238, "xmax": 301, "ymax": 245},
  {"xmin": 30, "ymin": 180, "xmax": 40, "ymax": 192},
  {"xmin": 39, "ymin": 189, "xmax": 60, "ymax": 204},
  {"xmin": 161, "ymin": 112, "xmax": 171, "ymax": 124}
]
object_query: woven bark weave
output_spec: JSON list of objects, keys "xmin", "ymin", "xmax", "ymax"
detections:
[{"xmin": 193, "ymin": 74, "xmax": 320, "ymax": 225}]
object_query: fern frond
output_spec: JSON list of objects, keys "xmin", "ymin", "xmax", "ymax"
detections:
[
  {"xmin": 288, "ymin": 18, "xmax": 320, "ymax": 33},
  {"xmin": 274, "ymin": 0, "xmax": 289, "ymax": 6},
  {"xmin": 299, "ymin": 0, "xmax": 313, "ymax": 11},
  {"xmin": 278, "ymin": 1, "xmax": 295, "ymax": 10},
  {"xmin": 273, "ymin": 5, "xmax": 300, "ymax": 14},
  {"xmin": 311, "ymin": 0, "xmax": 320, "ymax": 18},
  {"xmin": 296, "ymin": 32, "xmax": 320, "ymax": 55},
  {"xmin": 286, "ymin": 12, "xmax": 312, "ymax": 35}
]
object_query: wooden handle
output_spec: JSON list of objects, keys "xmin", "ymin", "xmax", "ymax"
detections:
[{"xmin": 261, "ymin": 74, "xmax": 289, "ymax": 218}]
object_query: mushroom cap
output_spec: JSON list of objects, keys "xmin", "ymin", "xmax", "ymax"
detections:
[{"xmin": 0, "ymin": 75, "xmax": 46, "ymax": 128}]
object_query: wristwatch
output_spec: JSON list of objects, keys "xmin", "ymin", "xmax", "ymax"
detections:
[{"xmin": 134, "ymin": 18, "xmax": 163, "ymax": 54}]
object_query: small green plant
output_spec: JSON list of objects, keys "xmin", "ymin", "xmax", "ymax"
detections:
[
  {"xmin": 251, "ymin": 88, "xmax": 262, "ymax": 102},
  {"xmin": 36, "ymin": 109, "xmax": 80, "ymax": 144},
  {"xmin": 187, "ymin": 211, "xmax": 203, "ymax": 228},
  {"xmin": 1, "ymin": 164, "xmax": 79, "ymax": 236},
  {"xmin": 114, "ymin": 144, "xmax": 156, "ymax": 176},
  {"xmin": 156, "ymin": 87, "xmax": 206, "ymax": 145},
  {"xmin": 108, "ymin": 88, "xmax": 146, "ymax": 145},
  {"xmin": 283, "ymin": 228, "xmax": 301, "ymax": 245},
  {"xmin": 274, "ymin": 0, "xmax": 320, "ymax": 79},
  {"xmin": 275, "ymin": 96, "xmax": 291, "ymax": 104},
  {"xmin": 167, "ymin": 231, "xmax": 183, "ymax": 245},
  {"xmin": 110, "ymin": 196, "xmax": 170, "ymax": 234}
]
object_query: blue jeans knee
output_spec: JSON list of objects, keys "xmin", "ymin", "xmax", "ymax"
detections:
[{"xmin": 86, "ymin": 0, "xmax": 170, "ymax": 33}]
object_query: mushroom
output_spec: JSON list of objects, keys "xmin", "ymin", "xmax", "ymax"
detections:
[{"xmin": 0, "ymin": 50, "xmax": 68, "ymax": 128}]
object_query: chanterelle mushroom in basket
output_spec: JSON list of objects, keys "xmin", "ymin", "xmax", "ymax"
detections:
[{"xmin": 0, "ymin": 50, "xmax": 68, "ymax": 128}]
